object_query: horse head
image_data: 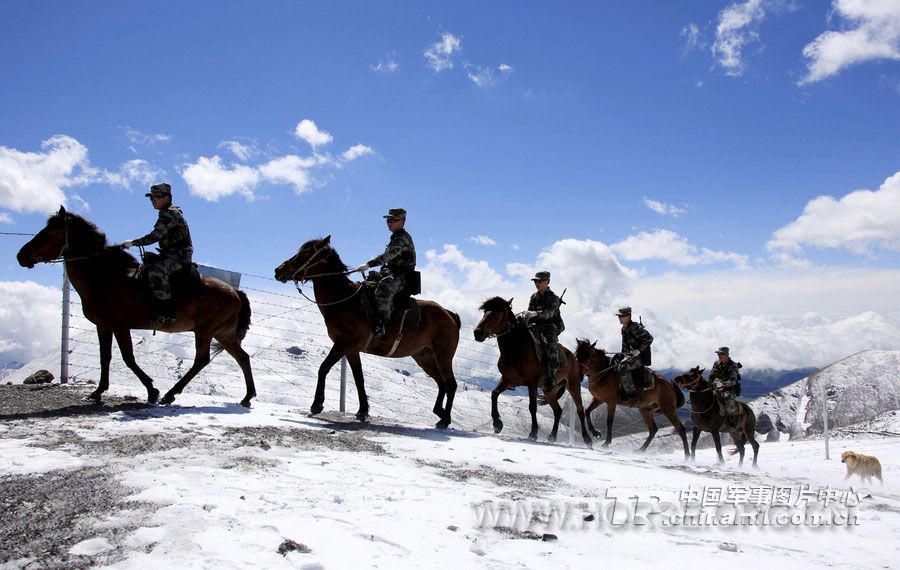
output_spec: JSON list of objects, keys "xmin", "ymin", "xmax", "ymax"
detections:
[
  {"xmin": 575, "ymin": 339, "xmax": 609, "ymax": 378},
  {"xmin": 274, "ymin": 235, "xmax": 336, "ymax": 283},
  {"xmin": 473, "ymin": 296, "xmax": 514, "ymax": 342},
  {"xmin": 673, "ymin": 366, "xmax": 705, "ymax": 390},
  {"xmin": 17, "ymin": 206, "xmax": 70, "ymax": 268}
]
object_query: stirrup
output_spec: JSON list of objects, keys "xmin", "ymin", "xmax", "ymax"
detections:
[
  {"xmin": 373, "ymin": 322, "xmax": 386, "ymax": 339},
  {"xmin": 155, "ymin": 315, "xmax": 176, "ymax": 327}
]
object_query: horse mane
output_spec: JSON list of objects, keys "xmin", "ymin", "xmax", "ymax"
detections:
[
  {"xmin": 55, "ymin": 211, "xmax": 139, "ymax": 273},
  {"xmin": 479, "ymin": 296, "xmax": 511, "ymax": 312}
]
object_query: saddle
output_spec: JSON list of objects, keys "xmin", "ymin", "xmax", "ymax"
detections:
[
  {"xmin": 610, "ymin": 353, "xmax": 656, "ymax": 390},
  {"xmin": 524, "ymin": 323, "xmax": 564, "ymax": 366},
  {"xmin": 135, "ymin": 252, "xmax": 203, "ymax": 303},
  {"xmin": 361, "ymin": 273, "xmax": 422, "ymax": 338}
]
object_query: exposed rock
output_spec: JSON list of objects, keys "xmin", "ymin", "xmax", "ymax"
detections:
[{"xmin": 23, "ymin": 370, "xmax": 54, "ymax": 385}]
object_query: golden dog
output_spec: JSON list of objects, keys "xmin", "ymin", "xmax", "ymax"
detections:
[{"xmin": 841, "ymin": 451, "xmax": 883, "ymax": 484}]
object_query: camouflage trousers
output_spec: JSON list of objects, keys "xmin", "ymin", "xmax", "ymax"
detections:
[
  {"xmin": 536, "ymin": 329, "xmax": 561, "ymax": 380},
  {"xmin": 147, "ymin": 254, "xmax": 187, "ymax": 301},
  {"xmin": 374, "ymin": 273, "xmax": 406, "ymax": 323},
  {"xmin": 715, "ymin": 387, "xmax": 739, "ymax": 416},
  {"xmin": 617, "ymin": 356, "xmax": 644, "ymax": 394}
]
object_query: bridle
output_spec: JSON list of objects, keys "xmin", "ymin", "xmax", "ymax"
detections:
[
  {"xmin": 283, "ymin": 242, "xmax": 365, "ymax": 307},
  {"xmin": 675, "ymin": 372, "xmax": 718, "ymax": 414},
  {"xmin": 477, "ymin": 309, "xmax": 515, "ymax": 339},
  {"xmin": 578, "ymin": 346, "xmax": 617, "ymax": 380},
  {"xmin": 286, "ymin": 242, "xmax": 333, "ymax": 283}
]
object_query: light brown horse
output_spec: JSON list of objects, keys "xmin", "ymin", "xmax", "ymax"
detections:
[
  {"xmin": 575, "ymin": 339, "xmax": 689, "ymax": 457},
  {"xmin": 473, "ymin": 297, "xmax": 592, "ymax": 446},
  {"xmin": 16, "ymin": 207, "xmax": 256, "ymax": 407},
  {"xmin": 274, "ymin": 236, "xmax": 461, "ymax": 428},
  {"xmin": 672, "ymin": 366, "xmax": 759, "ymax": 468}
]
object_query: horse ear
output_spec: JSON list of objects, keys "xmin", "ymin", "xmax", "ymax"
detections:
[
  {"xmin": 323, "ymin": 235, "xmax": 331, "ymax": 245},
  {"xmin": 699, "ymin": 368, "xmax": 706, "ymax": 375},
  {"xmin": 58, "ymin": 206, "xmax": 66, "ymax": 216},
  {"xmin": 591, "ymin": 341, "xmax": 597, "ymax": 348},
  {"xmin": 507, "ymin": 298, "xmax": 513, "ymax": 306}
]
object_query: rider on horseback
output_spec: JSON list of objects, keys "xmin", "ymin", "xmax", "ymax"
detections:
[
  {"xmin": 616, "ymin": 307, "xmax": 653, "ymax": 404},
  {"xmin": 710, "ymin": 346, "xmax": 743, "ymax": 427},
  {"xmin": 120, "ymin": 183, "xmax": 193, "ymax": 327},
  {"xmin": 522, "ymin": 271, "xmax": 565, "ymax": 392},
  {"xmin": 355, "ymin": 208, "xmax": 416, "ymax": 339}
]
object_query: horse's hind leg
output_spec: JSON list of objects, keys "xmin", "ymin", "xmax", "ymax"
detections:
[
  {"xmin": 546, "ymin": 394, "xmax": 563, "ymax": 443},
  {"xmin": 604, "ymin": 402, "xmax": 618, "ymax": 447},
  {"xmin": 433, "ymin": 350, "xmax": 458, "ymax": 429},
  {"xmin": 527, "ymin": 383, "xmax": 539, "ymax": 441},
  {"xmin": 745, "ymin": 429, "xmax": 760, "ymax": 469},
  {"xmin": 85, "ymin": 326, "xmax": 113, "ymax": 403},
  {"xmin": 345, "ymin": 351, "xmax": 369, "ymax": 422},
  {"xmin": 160, "ymin": 332, "xmax": 213, "ymax": 405},
  {"xmin": 215, "ymin": 333, "xmax": 256, "ymax": 407},
  {"xmin": 690, "ymin": 426, "xmax": 701, "ymax": 461},
  {"xmin": 638, "ymin": 408, "xmax": 658, "ymax": 452},
  {"xmin": 113, "ymin": 329, "xmax": 159, "ymax": 404},
  {"xmin": 585, "ymin": 398, "xmax": 602, "ymax": 440},
  {"xmin": 412, "ymin": 349, "xmax": 448, "ymax": 425},
  {"xmin": 660, "ymin": 400, "xmax": 690, "ymax": 460}
]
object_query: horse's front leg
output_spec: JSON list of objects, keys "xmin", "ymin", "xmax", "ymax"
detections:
[
  {"xmin": 527, "ymin": 382, "xmax": 539, "ymax": 441},
  {"xmin": 310, "ymin": 344, "xmax": 344, "ymax": 416},
  {"xmin": 690, "ymin": 426, "xmax": 702, "ymax": 461},
  {"xmin": 85, "ymin": 326, "xmax": 113, "ymax": 403},
  {"xmin": 585, "ymin": 398, "xmax": 602, "ymax": 440},
  {"xmin": 604, "ymin": 402, "xmax": 617, "ymax": 447},
  {"xmin": 346, "ymin": 351, "xmax": 369, "ymax": 422},
  {"xmin": 491, "ymin": 378, "xmax": 509, "ymax": 433},
  {"xmin": 113, "ymin": 329, "xmax": 159, "ymax": 404}
]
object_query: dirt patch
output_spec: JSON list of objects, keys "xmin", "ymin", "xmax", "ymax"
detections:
[
  {"xmin": 0, "ymin": 384, "xmax": 152, "ymax": 421},
  {"xmin": 0, "ymin": 466, "xmax": 151, "ymax": 569},
  {"xmin": 423, "ymin": 460, "xmax": 567, "ymax": 496},
  {"xmin": 220, "ymin": 426, "xmax": 386, "ymax": 455}
]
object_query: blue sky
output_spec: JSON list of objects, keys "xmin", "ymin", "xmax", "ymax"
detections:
[{"xmin": 2, "ymin": 1, "xmax": 900, "ymax": 367}]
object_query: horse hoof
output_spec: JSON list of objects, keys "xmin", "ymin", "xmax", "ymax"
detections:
[
  {"xmin": 547, "ymin": 434, "xmax": 557, "ymax": 443},
  {"xmin": 492, "ymin": 420, "xmax": 503, "ymax": 434},
  {"xmin": 160, "ymin": 394, "xmax": 175, "ymax": 406},
  {"xmin": 355, "ymin": 412, "xmax": 369, "ymax": 423},
  {"xmin": 528, "ymin": 433, "xmax": 538, "ymax": 441},
  {"xmin": 83, "ymin": 393, "xmax": 102, "ymax": 404},
  {"xmin": 435, "ymin": 419, "xmax": 450, "ymax": 429},
  {"xmin": 591, "ymin": 431, "xmax": 603, "ymax": 439},
  {"xmin": 147, "ymin": 388, "xmax": 160, "ymax": 404},
  {"xmin": 240, "ymin": 398, "xmax": 252, "ymax": 408},
  {"xmin": 583, "ymin": 437, "xmax": 593, "ymax": 447},
  {"xmin": 601, "ymin": 441, "xmax": 611, "ymax": 448},
  {"xmin": 309, "ymin": 403, "xmax": 324, "ymax": 416}
]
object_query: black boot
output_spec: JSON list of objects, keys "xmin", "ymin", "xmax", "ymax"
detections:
[
  {"xmin": 543, "ymin": 367, "xmax": 556, "ymax": 392},
  {"xmin": 155, "ymin": 299, "xmax": 176, "ymax": 327},
  {"xmin": 373, "ymin": 320, "xmax": 386, "ymax": 339}
]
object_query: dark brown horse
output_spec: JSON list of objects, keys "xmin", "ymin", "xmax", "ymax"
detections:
[
  {"xmin": 672, "ymin": 366, "xmax": 760, "ymax": 468},
  {"xmin": 473, "ymin": 297, "xmax": 592, "ymax": 446},
  {"xmin": 274, "ymin": 236, "xmax": 461, "ymax": 428},
  {"xmin": 16, "ymin": 207, "xmax": 256, "ymax": 407},
  {"xmin": 575, "ymin": 339, "xmax": 689, "ymax": 457}
]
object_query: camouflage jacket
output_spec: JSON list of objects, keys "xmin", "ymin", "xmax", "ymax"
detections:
[
  {"xmin": 621, "ymin": 321, "xmax": 653, "ymax": 366},
  {"xmin": 527, "ymin": 289, "xmax": 565, "ymax": 334},
  {"xmin": 132, "ymin": 205, "xmax": 193, "ymax": 258},
  {"xmin": 368, "ymin": 229, "xmax": 416, "ymax": 275},
  {"xmin": 709, "ymin": 359, "xmax": 741, "ymax": 390}
]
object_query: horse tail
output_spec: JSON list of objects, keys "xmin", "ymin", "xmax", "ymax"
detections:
[
  {"xmin": 672, "ymin": 380, "xmax": 685, "ymax": 408},
  {"xmin": 450, "ymin": 310, "xmax": 461, "ymax": 330},
  {"xmin": 236, "ymin": 289, "xmax": 252, "ymax": 342}
]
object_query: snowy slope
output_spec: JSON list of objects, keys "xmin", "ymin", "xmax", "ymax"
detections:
[{"xmin": 750, "ymin": 350, "xmax": 900, "ymax": 438}]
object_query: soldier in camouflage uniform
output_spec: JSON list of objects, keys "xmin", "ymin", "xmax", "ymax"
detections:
[
  {"xmin": 522, "ymin": 271, "xmax": 565, "ymax": 392},
  {"xmin": 355, "ymin": 208, "xmax": 416, "ymax": 338},
  {"xmin": 120, "ymin": 183, "xmax": 193, "ymax": 326},
  {"xmin": 616, "ymin": 307, "xmax": 653, "ymax": 403},
  {"xmin": 709, "ymin": 346, "xmax": 742, "ymax": 426}
]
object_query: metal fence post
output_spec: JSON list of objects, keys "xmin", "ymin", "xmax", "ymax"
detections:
[
  {"xmin": 60, "ymin": 268, "xmax": 70, "ymax": 384},
  {"xmin": 339, "ymin": 356, "xmax": 347, "ymax": 412},
  {"xmin": 822, "ymin": 379, "xmax": 830, "ymax": 460}
]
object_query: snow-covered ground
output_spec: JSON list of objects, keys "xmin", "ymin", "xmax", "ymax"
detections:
[{"xmin": 3, "ymin": 291, "xmax": 899, "ymax": 568}]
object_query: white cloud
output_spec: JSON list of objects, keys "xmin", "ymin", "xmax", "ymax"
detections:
[
  {"xmin": 712, "ymin": 0, "xmax": 767, "ymax": 76},
  {"xmin": 0, "ymin": 213, "xmax": 12, "ymax": 224},
  {"xmin": 258, "ymin": 155, "xmax": 314, "ymax": 195},
  {"xmin": 181, "ymin": 155, "xmax": 261, "ymax": 201},
  {"xmin": 681, "ymin": 22, "xmax": 702, "ymax": 56},
  {"xmin": 0, "ymin": 281, "xmax": 61, "ymax": 363},
  {"xmin": 498, "ymin": 63, "xmax": 514, "ymax": 74},
  {"xmin": 643, "ymin": 197, "xmax": 687, "ymax": 217},
  {"xmin": 103, "ymin": 159, "xmax": 163, "ymax": 190},
  {"xmin": 469, "ymin": 235, "xmax": 497, "ymax": 246},
  {"xmin": 768, "ymin": 171, "xmax": 900, "ymax": 255},
  {"xmin": 800, "ymin": 0, "xmax": 900, "ymax": 84},
  {"xmin": 465, "ymin": 62, "xmax": 514, "ymax": 88},
  {"xmin": 340, "ymin": 144, "xmax": 375, "ymax": 163},
  {"xmin": 611, "ymin": 229, "xmax": 749, "ymax": 268},
  {"xmin": 371, "ymin": 54, "xmax": 399, "ymax": 74},
  {"xmin": 424, "ymin": 32, "xmax": 462, "ymax": 72},
  {"xmin": 294, "ymin": 119, "xmax": 333, "ymax": 148},
  {"xmin": 218, "ymin": 140, "xmax": 257, "ymax": 162},
  {"xmin": 0, "ymin": 135, "xmax": 89, "ymax": 213},
  {"xmin": 123, "ymin": 127, "xmax": 171, "ymax": 146}
]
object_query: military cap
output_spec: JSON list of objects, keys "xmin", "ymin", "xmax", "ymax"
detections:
[
  {"xmin": 531, "ymin": 271, "xmax": 551, "ymax": 282},
  {"xmin": 383, "ymin": 208, "xmax": 407, "ymax": 220},
  {"xmin": 145, "ymin": 182, "xmax": 172, "ymax": 198},
  {"xmin": 615, "ymin": 307, "xmax": 632, "ymax": 317},
  {"xmin": 715, "ymin": 347, "xmax": 730, "ymax": 355}
]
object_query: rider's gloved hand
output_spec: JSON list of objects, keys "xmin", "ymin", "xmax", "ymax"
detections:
[
  {"xmin": 522, "ymin": 310, "xmax": 538, "ymax": 320},
  {"xmin": 355, "ymin": 264, "xmax": 369, "ymax": 273},
  {"xmin": 629, "ymin": 349, "xmax": 641, "ymax": 357},
  {"xmin": 120, "ymin": 240, "xmax": 134, "ymax": 248}
]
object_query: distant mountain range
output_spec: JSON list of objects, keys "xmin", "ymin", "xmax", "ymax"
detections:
[{"xmin": 0, "ymin": 360, "xmax": 24, "ymax": 381}]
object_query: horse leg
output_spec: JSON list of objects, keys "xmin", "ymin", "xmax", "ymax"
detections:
[
  {"xmin": 546, "ymin": 394, "xmax": 563, "ymax": 443},
  {"xmin": 637, "ymin": 408, "xmax": 658, "ymax": 452},
  {"xmin": 311, "ymin": 344, "xmax": 344, "ymax": 416},
  {"xmin": 432, "ymin": 349, "xmax": 458, "ymax": 429},
  {"xmin": 412, "ymin": 348, "xmax": 445, "ymax": 419},
  {"xmin": 491, "ymin": 379, "xmax": 510, "ymax": 434},
  {"xmin": 160, "ymin": 332, "xmax": 213, "ymax": 405},
  {"xmin": 567, "ymin": 376, "xmax": 592, "ymax": 447},
  {"xmin": 345, "ymin": 351, "xmax": 369, "ymax": 422},
  {"xmin": 711, "ymin": 429, "xmax": 725, "ymax": 464},
  {"xmin": 527, "ymin": 382, "xmax": 539, "ymax": 441},
  {"xmin": 85, "ymin": 327, "xmax": 113, "ymax": 403},
  {"xmin": 660, "ymin": 402, "xmax": 690, "ymax": 460},
  {"xmin": 604, "ymin": 402, "xmax": 617, "ymax": 447},
  {"xmin": 112, "ymin": 329, "xmax": 159, "ymax": 404},
  {"xmin": 214, "ymin": 333, "xmax": 256, "ymax": 407},
  {"xmin": 690, "ymin": 426, "xmax": 701, "ymax": 461},
  {"xmin": 745, "ymin": 427, "xmax": 760, "ymax": 469},
  {"xmin": 731, "ymin": 432, "xmax": 746, "ymax": 467},
  {"xmin": 585, "ymin": 398, "xmax": 602, "ymax": 440}
]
